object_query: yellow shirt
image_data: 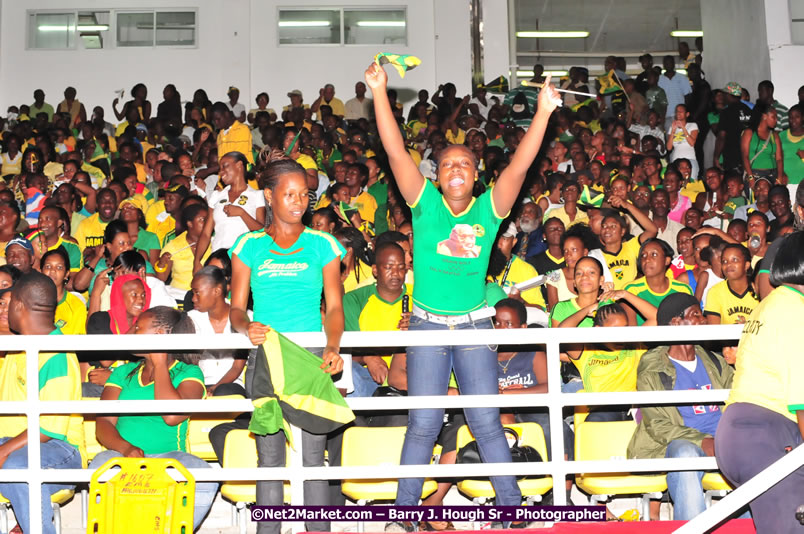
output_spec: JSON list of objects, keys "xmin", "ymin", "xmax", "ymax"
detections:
[
  {"xmin": 147, "ymin": 213, "xmax": 176, "ymax": 248},
  {"xmin": 127, "ymin": 193, "xmax": 151, "ymax": 215},
  {"xmin": 0, "ymin": 340, "xmax": 86, "ymax": 466},
  {"xmin": 295, "ymin": 154, "xmax": 318, "ymax": 172},
  {"xmin": 55, "ymin": 291, "xmax": 88, "ymax": 335},
  {"xmin": 488, "ymin": 256, "xmax": 547, "ymax": 309},
  {"xmin": 703, "ymin": 280, "xmax": 759, "ymax": 324},
  {"xmin": 162, "ymin": 232, "xmax": 211, "ymax": 292},
  {"xmin": 145, "ymin": 200, "xmax": 166, "ymax": 227},
  {"xmin": 446, "ymin": 129, "xmax": 466, "ymax": 145},
  {"xmin": 544, "ymin": 205, "xmax": 589, "ymax": 229},
  {"xmin": 680, "ymin": 180, "xmax": 706, "ymax": 201},
  {"xmin": 74, "ymin": 213, "xmax": 110, "ymax": 252},
  {"xmin": 602, "ymin": 236, "xmax": 641, "ymax": 290},
  {"xmin": 573, "ymin": 347, "xmax": 646, "ymax": 393},
  {"xmin": 727, "ymin": 286, "xmax": 804, "ymax": 423},
  {"xmin": 343, "ymin": 260, "xmax": 375, "ymax": 293},
  {"xmin": 217, "ymin": 120, "xmax": 254, "ymax": 164},
  {"xmin": 315, "ymin": 97, "xmax": 345, "ymax": 120},
  {"xmin": 351, "ymin": 190, "xmax": 378, "ymax": 224},
  {"xmin": 134, "ymin": 162, "xmax": 147, "ymax": 184}
]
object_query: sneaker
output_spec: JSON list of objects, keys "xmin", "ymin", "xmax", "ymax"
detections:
[{"xmin": 385, "ymin": 521, "xmax": 417, "ymax": 532}]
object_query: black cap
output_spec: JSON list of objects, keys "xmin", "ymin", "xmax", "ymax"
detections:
[{"xmin": 657, "ymin": 293, "xmax": 702, "ymax": 326}]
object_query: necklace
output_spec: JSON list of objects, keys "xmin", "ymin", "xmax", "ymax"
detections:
[{"xmin": 498, "ymin": 354, "xmax": 515, "ymax": 374}]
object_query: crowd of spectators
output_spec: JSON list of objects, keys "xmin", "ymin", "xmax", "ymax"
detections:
[{"xmin": 0, "ymin": 42, "xmax": 803, "ymax": 532}]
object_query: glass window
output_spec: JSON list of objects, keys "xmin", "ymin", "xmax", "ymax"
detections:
[
  {"xmin": 77, "ymin": 11, "xmax": 110, "ymax": 49},
  {"xmin": 28, "ymin": 12, "xmax": 76, "ymax": 49},
  {"xmin": 792, "ymin": 0, "xmax": 804, "ymax": 45},
  {"xmin": 344, "ymin": 8, "xmax": 406, "ymax": 45},
  {"xmin": 156, "ymin": 11, "xmax": 196, "ymax": 46},
  {"xmin": 117, "ymin": 12, "xmax": 154, "ymax": 47},
  {"xmin": 278, "ymin": 9, "xmax": 340, "ymax": 45}
]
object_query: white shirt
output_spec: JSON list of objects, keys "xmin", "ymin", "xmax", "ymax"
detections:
[
  {"xmin": 187, "ymin": 309, "xmax": 244, "ymax": 386},
  {"xmin": 344, "ymin": 96, "xmax": 371, "ymax": 121},
  {"xmin": 207, "ymin": 185, "xmax": 265, "ymax": 252},
  {"xmin": 667, "ymin": 122, "xmax": 699, "ymax": 162},
  {"xmin": 228, "ymin": 102, "xmax": 246, "ymax": 121}
]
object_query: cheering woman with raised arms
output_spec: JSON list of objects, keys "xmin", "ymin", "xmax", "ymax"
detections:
[
  {"xmin": 365, "ymin": 61, "xmax": 561, "ymax": 525},
  {"xmin": 228, "ymin": 159, "xmax": 345, "ymax": 534}
]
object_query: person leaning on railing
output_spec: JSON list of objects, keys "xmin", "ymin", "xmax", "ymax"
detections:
[
  {"xmin": 715, "ymin": 231, "xmax": 804, "ymax": 534},
  {"xmin": 365, "ymin": 59, "xmax": 562, "ymax": 531}
]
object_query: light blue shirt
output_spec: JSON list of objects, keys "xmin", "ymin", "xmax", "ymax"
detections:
[{"xmin": 658, "ymin": 73, "xmax": 692, "ymax": 117}]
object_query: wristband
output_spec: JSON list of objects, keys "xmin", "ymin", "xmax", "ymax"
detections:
[{"xmin": 83, "ymin": 261, "xmax": 96, "ymax": 273}]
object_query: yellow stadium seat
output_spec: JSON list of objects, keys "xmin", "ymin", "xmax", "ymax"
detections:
[
  {"xmin": 187, "ymin": 394, "xmax": 246, "ymax": 462},
  {"xmin": 341, "ymin": 426, "xmax": 438, "ymax": 532},
  {"xmin": 572, "ymin": 390, "xmax": 590, "ymax": 429},
  {"xmin": 220, "ymin": 429, "xmax": 290, "ymax": 534},
  {"xmin": 455, "ymin": 423, "xmax": 553, "ymax": 516},
  {"xmin": 0, "ymin": 489, "xmax": 74, "ymax": 534},
  {"xmin": 702, "ymin": 472, "xmax": 734, "ymax": 508},
  {"xmin": 575, "ymin": 420, "xmax": 666, "ymax": 521}
]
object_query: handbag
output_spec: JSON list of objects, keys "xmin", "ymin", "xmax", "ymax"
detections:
[{"xmin": 456, "ymin": 427, "xmax": 544, "ymax": 479}]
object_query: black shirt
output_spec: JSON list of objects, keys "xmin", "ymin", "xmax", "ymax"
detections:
[
  {"xmin": 528, "ymin": 250, "xmax": 565, "ymax": 275},
  {"xmin": 718, "ymin": 102, "xmax": 752, "ymax": 171}
]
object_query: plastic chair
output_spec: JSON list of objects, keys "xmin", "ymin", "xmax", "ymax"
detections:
[
  {"xmin": 341, "ymin": 426, "xmax": 438, "ymax": 532},
  {"xmin": 0, "ymin": 489, "xmax": 74, "ymax": 534},
  {"xmin": 87, "ymin": 457, "xmax": 195, "ymax": 534},
  {"xmin": 574, "ymin": 420, "xmax": 667, "ymax": 521},
  {"xmin": 455, "ymin": 422, "xmax": 553, "ymax": 522},
  {"xmin": 702, "ymin": 472, "xmax": 734, "ymax": 508},
  {"xmin": 219, "ymin": 429, "xmax": 290, "ymax": 534},
  {"xmin": 186, "ymin": 394, "xmax": 246, "ymax": 462}
]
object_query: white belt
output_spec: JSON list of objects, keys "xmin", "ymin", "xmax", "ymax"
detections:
[{"xmin": 411, "ymin": 304, "xmax": 496, "ymax": 326}]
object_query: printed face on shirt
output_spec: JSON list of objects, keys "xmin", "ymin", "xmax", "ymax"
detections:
[{"xmin": 437, "ymin": 224, "xmax": 481, "ymax": 258}]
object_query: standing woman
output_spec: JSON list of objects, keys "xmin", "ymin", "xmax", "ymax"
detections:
[
  {"xmin": 229, "ymin": 159, "xmax": 345, "ymax": 534},
  {"xmin": 716, "ymin": 232, "xmax": 804, "ymax": 533},
  {"xmin": 365, "ymin": 61, "xmax": 562, "ymax": 522},
  {"xmin": 741, "ymin": 102, "xmax": 784, "ymax": 185},
  {"xmin": 193, "ymin": 151, "xmax": 265, "ymax": 274},
  {"xmin": 113, "ymin": 82, "xmax": 152, "ymax": 122}
]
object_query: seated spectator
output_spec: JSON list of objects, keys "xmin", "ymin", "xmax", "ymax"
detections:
[
  {"xmin": 544, "ymin": 180, "xmax": 588, "ymax": 228},
  {"xmin": 187, "ymin": 266, "xmax": 246, "ymax": 396},
  {"xmin": 310, "ymin": 206, "xmax": 342, "ymax": 235},
  {"xmin": 512, "ymin": 201, "xmax": 546, "ymax": 261},
  {"xmin": 628, "ymin": 293, "xmax": 734, "ymax": 521},
  {"xmin": 90, "ymin": 306, "xmax": 217, "ymax": 531},
  {"xmin": 119, "ymin": 199, "xmax": 161, "ymax": 265},
  {"xmin": 40, "ymin": 248, "xmax": 86, "ymax": 335},
  {"xmin": 528, "ymin": 217, "xmax": 566, "ymax": 275},
  {"xmin": 74, "ymin": 187, "xmax": 117, "ymax": 253},
  {"xmin": 5, "ymin": 237, "xmax": 35, "ymax": 274},
  {"xmin": 30, "ymin": 206, "xmax": 82, "ymax": 275},
  {"xmin": 600, "ymin": 199, "xmax": 657, "ymax": 289},
  {"xmin": 704, "ymin": 244, "xmax": 758, "ymax": 324},
  {"xmin": 157, "ymin": 203, "xmax": 210, "ymax": 300},
  {"xmin": 0, "ymin": 272, "xmax": 84, "ymax": 534},
  {"xmin": 335, "ymin": 226, "xmax": 374, "ymax": 292},
  {"xmin": 344, "ymin": 241, "xmax": 410, "ymax": 398},
  {"xmin": 0, "ymin": 285, "xmax": 10, "ymax": 339},
  {"xmin": 546, "ymin": 225, "xmax": 595, "ymax": 309},
  {"xmin": 487, "ymin": 222, "xmax": 547, "ymax": 309}
]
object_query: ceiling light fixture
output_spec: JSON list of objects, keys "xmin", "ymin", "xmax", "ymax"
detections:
[{"xmin": 516, "ymin": 31, "xmax": 589, "ymax": 38}]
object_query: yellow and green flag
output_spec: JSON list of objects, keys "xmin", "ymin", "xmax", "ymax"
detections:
[
  {"xmin": 249, "ymin": 330, "xmax": 354, "ymax": 445},
  {"xmin": 375, "ymin": 53, "xmax": 421, "ymax": 78},
  {"xmin": 597, "ymin": 69, "xmax": 623, "ymax": 95},
  {"xmin": 482, "ymin": 75, "xmax": 509, "ymax": 94},
  {"xmin": 578, "ymin": 185, "xmax": 605, "ymax": 209}
]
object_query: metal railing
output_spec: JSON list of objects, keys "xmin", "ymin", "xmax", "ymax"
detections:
[{"xmin": 2, "ymin": 325, "xmax": 795, "ymax": 533}]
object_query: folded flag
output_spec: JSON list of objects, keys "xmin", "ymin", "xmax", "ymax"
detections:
[
  {"xmin": 249, "ymin": 330, "xmax": 354, "ymax": 445},
  {"xmin": 482, "ymin": 75, "xmax": 509, "ymax": 94},
  {"xmin": 578, "ymin": 185, "xmax": 605, "ymax": 209},
  {"xmin": 375, "ymin": 53, "xmax": 421, "ymax": 78},
  {"xmin": 597, "ymin": 69, "xmax": 623, "ymax": 95}
]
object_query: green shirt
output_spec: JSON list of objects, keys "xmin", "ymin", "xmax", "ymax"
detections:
[
  {"xmin": 134, "ymin": 228, "xmax": 161, "ymax": 255},
  {"xmin": 106, "ymin": 361, "xmax": 206, "ymax": 454},
  {"xmin": 409, "ymin": 180, "xmax": 505, "ymax": 315},
  {"xmin": 344, "ymin": 284, "xmax": 408, "ymax": 333},
  {"xmin": 624, "ymin": 276, "xmax": 692, "ymax": 325},
  {"xmin": 781, "ymin": 129, "xmax": 804, "ymax": 185},
  {"xmin": 724, "ymin": 195, "xmax": 747, "ymax": 216},
  {"xmin": 549, "ymin": 298, "xmax": 594, "ymax": 328},
  {"xmin": 368, "ymin": 181, "xmax": 389, "ymax": 234},
  {"xmin": 51, "ymin": 238, "xmax": 82, "ymax": 272}
]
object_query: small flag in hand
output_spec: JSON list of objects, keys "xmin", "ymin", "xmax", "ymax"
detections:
[{"xmin": 375, "ymin": 53, "xmax": 421, "ymax": 78}]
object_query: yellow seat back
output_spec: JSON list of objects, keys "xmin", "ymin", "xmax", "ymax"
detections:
[
  {"xmin": 187, "ymin": 394, "xmax": 245, "ymax": 461},
  {"xmin": 341, "ymin": 427, "xmax": 408, "ymax": 467},
  {"xmin": 575, "ymin": 420, "xmax": 636, "ymax": 461},
  {"xmin": 222, "ymin": 429, "xmax": 260, "ymax": 469},
  {"xmin": 87, "ymin": 457, "xmax": 194, "ymax": 534}
]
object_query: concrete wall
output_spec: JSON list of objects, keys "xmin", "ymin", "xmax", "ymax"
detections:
[
  {"xmin": 481, "ymin": 0, "xmax": 511, "ymax": 86},
  {"xmin": 764, "ymin": 0, "xmax": 804, "ymax": 106},
  {"xmin": 700, "ymin": 0, "xmax": 771, "ymax": 101},
  {"xmin": 0, "ymin": 0, "xmax": 472, "ymax": 117}
]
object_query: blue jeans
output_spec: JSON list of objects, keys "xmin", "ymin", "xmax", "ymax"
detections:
[
  {"xmin": 349, "ymin": 363, "xmax": 379, "ymax": 398},
  {"xmin": 396, "ymin": 315, "xmax": 521, "ymax": 507},
  {"xmin": 90, "ymin": 449, "xmax": 219, "ymax": 531},
  {"xmin": 665, "ymin": 439, "xmax": 706, "ymax": 520},
  {"xmin": 0, "ymin": 437, "xmax": 81, "ymax": 534}
]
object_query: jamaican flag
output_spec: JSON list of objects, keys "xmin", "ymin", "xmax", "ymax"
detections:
[
  {"xmin": 578, "ymin": 185, "xmax": 605, "ymax": 209},
  {"xmin": 597, "ymin": 69, "xmax": 623, "ymax": 95},
  {"xmin": 249, "ymin": 330, "xmax": 354, "ymax": 445},
  {"xmin": 482, "ymin": 75, "xmax": 509, "ymax": 94},
  {"xmin": 375, "ymin": 53, "xmax": 421, "ymax": 78}
]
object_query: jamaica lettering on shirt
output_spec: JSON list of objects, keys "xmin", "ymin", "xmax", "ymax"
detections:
[
  {"xmin": 602, "ymin": 237, "xmax": 641, "ymax": 290},
  {"xmin": 703, "ymin": 280, "xmax": 759, "ymax": 324},
  {"xmin": 230, "ymin": 228, "xmax": 345, "ymax": 332},
  {"xmin": 409, "ymin": 180, "xmax": 506, "ymax": 315}
]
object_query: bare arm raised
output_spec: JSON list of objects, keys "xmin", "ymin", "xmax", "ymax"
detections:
[{"xmin": 365, "ymin": 62, "xmax": 424, "ymax": 204}]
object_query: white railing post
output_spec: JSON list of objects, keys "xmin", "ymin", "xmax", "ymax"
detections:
[
  {"xmin": 545, "ymin": 338, "xmax": 567, "ymax": 505},
  {"xmin": 288, "ymin": 424, "xmax": 305, "ymax": 534},
  {"xmin": 25, "ymin": 345, "xmax": 43, "ymax": 534}
]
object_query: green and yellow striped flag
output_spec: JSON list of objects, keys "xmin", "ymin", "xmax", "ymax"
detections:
[
  {"xmin": 597, "ymin": 69, "xmax": 623, "ymax": 95},
  {"xmin": 375, "ymin": 53, "xmax": 421, "ymax": 78},
  {"xmin": 249, "ymin": 330, "xmax": 354, "ymax": 446},
  {"xmin": 482, "ymin": 75, "xmax": 509, "ymax": 94},
  {"xmin": 579, "ymin": 185, "xmax": 605, "ymax": 209}
]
